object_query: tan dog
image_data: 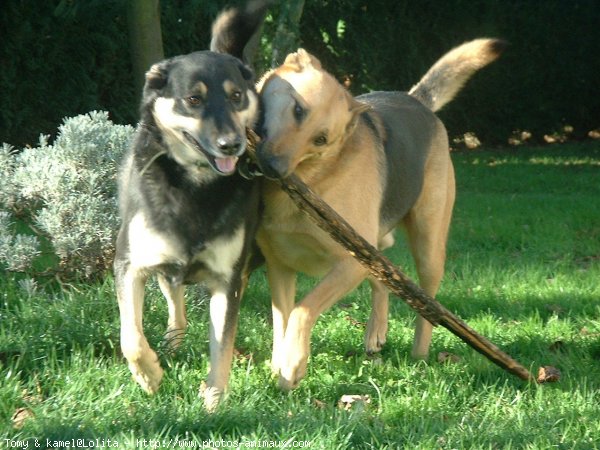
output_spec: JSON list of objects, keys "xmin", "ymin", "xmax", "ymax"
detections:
[{"xmin": 255, "ymin": 39, "xmax": 505, "ymax": 390}]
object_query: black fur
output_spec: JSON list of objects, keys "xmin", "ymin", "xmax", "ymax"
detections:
[
  {"xmin": 117, "ymin": 51, "xmax": 263, "ymax": 273},
  {"xmin": 113, "ymin": 1, "xmax": 268, "ymax": 407},
  {"xmin": 210, "ymin": 0, "xmax": 272, "ymax": 63},
  {"xmin": 357, "ymin": 92, "xmax": 438, "ymax": 231},
  {"xmin": 116, "ymin": 133, "xmax": 260, "ymax": 283}
]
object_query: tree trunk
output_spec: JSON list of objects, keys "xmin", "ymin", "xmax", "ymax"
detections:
[
  {"xmin": 127, "ymin": 0, "xmax": 165, "ymax": 96},
  {"xmin": 271, "ymin": 0, "xmax": 305, "ymax": 65}
]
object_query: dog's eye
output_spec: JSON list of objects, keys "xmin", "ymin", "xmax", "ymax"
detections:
[
  {"xmin": 186, "ymin": 95, "xmax": 202, "ymax": 106},
  {"xmin": 313, "ymin": 133, "xmax": 328, "ymax": 146},
  {"xmin": 293, "ymin": 102, "xmax": 305, "ymax": 122},
  {"xmin": 230, "ymin": 91, "xmax": 243, "ymax": 104}
]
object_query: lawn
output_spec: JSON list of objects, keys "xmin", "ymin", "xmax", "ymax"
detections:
[{"xmin": 1, "ymin": 142, "xmax": 599, "ymax": 449}]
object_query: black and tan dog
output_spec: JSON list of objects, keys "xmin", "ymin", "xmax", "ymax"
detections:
[
  {"xmin": 114, "ymin": 1, "xmax": 268, "ymax": 409},
  {"xmin": 256, "ymin": 39, "xmax": 506, "ymax": 390}
]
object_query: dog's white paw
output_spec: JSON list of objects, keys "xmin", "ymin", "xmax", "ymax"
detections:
[
  {"xmin": 278, "ymin": 357, "xmax": 307, "ymax": 391},
  {"xmin": 128, "ymin": 353, "xmax": 164, "ymax": 394},
  {"xmin": 364, "ymin": 315, "xmax": 388, "ymax": 355},
  {"xmin": 270, "ymin": 342, "xmax": 287, "ymax": 376},
  {"xmin": 276, "ymin": 308, "xmax": 311, "ymax": 390},
  {"xmin": 200, "ymin": 383, "xmax": 224, "ymax": 412},
  {"xmin": 270, "ymin": 359, "xmax": 280, "ymax": 376}
]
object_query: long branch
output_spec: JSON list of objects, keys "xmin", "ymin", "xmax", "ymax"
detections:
[{"xmin": 244, "ymin": 132, "xmax": 535, "ymax": 382}]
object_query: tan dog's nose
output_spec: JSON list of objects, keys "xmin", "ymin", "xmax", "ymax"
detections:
[{"xmin": 257, "ymin": 144, "xmax": 291, "ymax": 179}]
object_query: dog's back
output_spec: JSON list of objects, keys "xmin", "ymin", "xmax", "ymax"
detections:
[
  {"xmin": 356, "ymin": 39, "xmax": 506, "ymax": 231},
  {"xmin": 357, "ymin": 91, "xmax": 447, "ymax": 230}
]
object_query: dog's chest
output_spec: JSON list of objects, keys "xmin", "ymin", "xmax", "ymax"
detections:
[
  {"xmin": 127, "ymin": 212, "xmax": 245, "ymax": 281},
  {"xmin": 259, "ymin": 178, "xmax": 380, "ymax": 276},
  {"xmin": 259, "ymin": 201, "xmax": 338, "ymax": 276},
  {"xmin": 269, "ymin": 231, "xmax": 335, "ymax": 276}
]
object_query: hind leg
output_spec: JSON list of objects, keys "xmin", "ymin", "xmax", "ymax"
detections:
[
  {"xmin": 158, "ymin": 275, "xmax": 186, "ymax": 352},
  {"xmin": 364, "ymin": 232, "xmax": 394, "ymax": 354},
  {"xmin": 365, "ymin": 278, "xmax": 389, "ymax": 354},
  {"xmin": 404, "ymin": 159, "xmax": 455, "ymax": 359}
]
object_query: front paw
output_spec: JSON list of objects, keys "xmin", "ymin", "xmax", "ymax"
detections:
[
  {"xmin": 277, "ymin": 331, "xmax": 310, "ymax": 390},
  {"xmin": 128, "ymin": 351, "xmax": 164, "ymax": 394},
  {"xmin": 270, "ymin": 340, "xmax": 287, "ymax": 375},
  {"xmin": 276, "ymin": 308, "xmax": 311, "ymax": 390},
  {"xmin": 364, "ymin": 315, "xmax": 388, "ymax": 355},
  {"xmin": 200, "ymin": 382, "xmax": 224, "ymax": 412},
  {"xmin": 278, "ymin": 355, "xmax": 308, "ymax": 391}
]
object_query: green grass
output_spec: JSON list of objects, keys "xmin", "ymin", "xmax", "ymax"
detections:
[{"xmin": 2, "ymin": 142, "xmax": 600, "ymax": 449}]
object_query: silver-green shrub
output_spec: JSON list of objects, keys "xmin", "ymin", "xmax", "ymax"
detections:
[{"xmin": 0, "ymin": 111, "xmax": 134, "ymax": 279}]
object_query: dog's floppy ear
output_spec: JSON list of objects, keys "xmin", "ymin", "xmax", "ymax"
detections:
[
  {"xmin": 284, "ymin": 49, "xmax": 323, "ymax": 72},
  {"xmin": 144, "ymin": 61, "xmax": 169, "ymax": 90}
]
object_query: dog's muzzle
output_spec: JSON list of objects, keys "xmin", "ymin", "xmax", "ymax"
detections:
[
  {"xmin": 183, "ymin": 131, "xmax": 243, "ymax": 176},
  {"xmin": 256, "ymin": 141, "xmax": 291, "ymax": 179}
]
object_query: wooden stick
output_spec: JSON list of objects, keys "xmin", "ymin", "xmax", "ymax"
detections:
[{"xmin": 244, "ymin": 132, "xmax": 536, "ymax": 383}]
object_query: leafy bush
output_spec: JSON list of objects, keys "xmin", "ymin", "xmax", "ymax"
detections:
[{"xmin": 0, "ymin": 111, "xmax": 133, "ymax": 280}]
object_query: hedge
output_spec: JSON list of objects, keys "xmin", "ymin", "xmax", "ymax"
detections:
[{"xmin": 1, "ymin": 0, "xmax": 598, "ymax": 147}]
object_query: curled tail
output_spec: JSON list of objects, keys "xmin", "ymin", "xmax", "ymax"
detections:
[
  {"xmin": 210, "ymin": 0, "xmax": 272, "ymax": 63},
  {"xmin": 409, "ymin": 38, "xmax": 507, "ymax": 112}
]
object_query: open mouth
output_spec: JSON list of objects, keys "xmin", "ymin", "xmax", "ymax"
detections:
[{"xmin": 182, "ymin": 131, "xmax": 239, "ymax": 175}]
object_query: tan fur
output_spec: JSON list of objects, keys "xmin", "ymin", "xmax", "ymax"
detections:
[
  {"xmin": 258, "ymin": 54, "xmax": 389, "ymax": 389},
  {"xmin": 409, "ymin": 38, "xmax": 505, "ymax": 112},
  {"xmin": 257, "ymin": 40, "xmax": 503, "ymax": 389}
]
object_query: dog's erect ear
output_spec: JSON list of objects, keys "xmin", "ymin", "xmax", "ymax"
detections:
[
  {"xmin": 210, "ymin": 0, "xmax": 271, "ymax": 64},
  {"xmin": 284, "ymin": 49, "xmax": 323, "ymax": 72},
  {"xmin": 350, "ymin": 99, "xmax": 371, "ymax": 116},
  {"xmin": 346, "ymin": 98, "xmax": 371, "ymax": 135},
  {"xmin": 144, "ymin": 61, "xmax": 169, "ymax": 90},
  {"xmin": 237, "ymin": 60, "xmax": 255, "ymax": 82}
]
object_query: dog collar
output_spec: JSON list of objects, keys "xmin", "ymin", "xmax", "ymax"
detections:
[{"xmin": 237, "ymin": 154, "xmax": 264, "ymax": 180}]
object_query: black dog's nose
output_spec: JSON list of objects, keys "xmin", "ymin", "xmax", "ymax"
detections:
[{"xmin": 216, "ymin": 136, "xmax": 242, "ymax": 154}]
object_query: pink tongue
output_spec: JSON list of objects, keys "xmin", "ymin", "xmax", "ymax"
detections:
[{"xmin": 215, "ymin": 156, "xmax": 239, "ymax": 174}]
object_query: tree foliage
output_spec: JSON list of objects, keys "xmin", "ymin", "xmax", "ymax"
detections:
[
  {"xmin": 270, "ymin": 0, "xmax": 306, "ymax": 66},
  {"xmin": 299, "ymin": 0, "xmax": 600, "ymax": 144},
  {"xmin": 1, "ymin": 0, "xmax": 598, "ymax": 146}
]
